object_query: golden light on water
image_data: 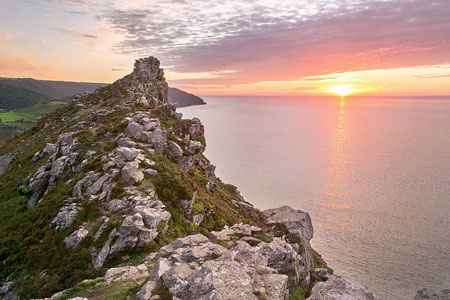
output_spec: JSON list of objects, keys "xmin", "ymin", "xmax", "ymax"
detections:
[{"xmin": 326, "ymin": 85, "xmax": 358, "ymax": 96}]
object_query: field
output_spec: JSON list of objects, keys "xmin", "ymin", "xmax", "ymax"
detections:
[
  {"xmin": 0, "ymin": 101, "xmax": 67, "ymax": 144},
  {"xmin": 0, "ymin": 101, "xmax": 67, "ymax": 123}
]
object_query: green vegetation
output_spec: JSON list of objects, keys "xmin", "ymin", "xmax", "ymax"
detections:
[
  {"xmin": 0, "ymin": 77, "xmax": 104, "ymax": 107},
  {"xmin": 312, "ymin": 249, "xmax": 334, "ymax": 274},
  {"xmin": 0, "ymin": 101, "xmax": 68, "ymax": 144},
  {"xmin": 289, "ymin": 285, "xmax": 310, "ymax": 300},
  {"xmin": 54, "ymin": 278, "xmax": 141, "ymax": 300},
  {"xmin": 255, "ymin": 232, "xmax": 274, "ymax": 243},
  {"xmin": 191, "ymin": 134, "xmax": 206, "ymax": 146},
  {"xmin": 0, "ymin": 82, "xmax": 49, "ymax": 110},
  {"xmin": 152, "ymin": 281, "xmax": 173, "ymax": 300},
  {"xmin": 0, "ymin": 111, "xmax": 32, "ymax": 122},
  {"xmin": 0, "ymin": 84, "xmax": 265, "ymax": 298}
]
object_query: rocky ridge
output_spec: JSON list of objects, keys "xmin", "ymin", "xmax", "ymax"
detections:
[{"xmin": 0, "ymin": 56, "xmax": 435, "ymax": 300}]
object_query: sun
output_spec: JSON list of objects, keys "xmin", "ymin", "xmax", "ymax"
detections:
[{"xmin": 326, "ymin": 85, "xmax": 358, "ymax": 96}]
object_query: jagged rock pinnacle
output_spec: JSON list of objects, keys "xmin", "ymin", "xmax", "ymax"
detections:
[
  {"xmin": 120, "ymin": 56, "xmax": 169, "ymax": 106},
  {"xmin": 132, "ymin": 57, "xmax": 164, "ymax": 81}
]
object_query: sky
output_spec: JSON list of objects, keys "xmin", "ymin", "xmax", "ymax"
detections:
[{"xmin": 0, "ymin": 0, "xmax": 449, "ymax": 96}]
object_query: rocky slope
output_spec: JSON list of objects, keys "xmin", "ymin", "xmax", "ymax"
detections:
[{"xmin": 0, "ymin": 56, "xmax": 388, "ymax": 300}]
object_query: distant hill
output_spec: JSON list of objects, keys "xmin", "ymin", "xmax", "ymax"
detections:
[
  {"xmin": 168, "ymin": 87, "xmax": 206, "ymax": 107},
  {"xmin": 0, "ymin": 77, "xmax": 104, "ymax": 101},
  {"xmin": 0, "ymin": 77, "xmax": 205, "ymax": 110},
  {"xmin": 0, "ymin": 82, "xmax": 50, "ymax": 110}
]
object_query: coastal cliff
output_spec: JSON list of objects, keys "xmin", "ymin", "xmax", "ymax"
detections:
[{"xmin": 0, "ymin": 57, "xmax": 385, "ymax": 300}]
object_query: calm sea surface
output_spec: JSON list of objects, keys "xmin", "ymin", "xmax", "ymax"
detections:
[{"xmin": 180, "ymin": 96, "xmax": 450, "ymax": 300}]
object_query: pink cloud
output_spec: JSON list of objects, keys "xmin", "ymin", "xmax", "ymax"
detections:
[{"xmin": 0, "ymin": 54, "xmax": 56, "ymax": 78}]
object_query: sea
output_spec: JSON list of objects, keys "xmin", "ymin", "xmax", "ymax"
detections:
[{"xmin": 179, "ymin": 95, "xmax": 450, "ymax": 300}]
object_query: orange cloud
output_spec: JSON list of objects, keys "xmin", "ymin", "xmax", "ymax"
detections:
[{"xmin": 0, "ymin": 53, "xmax": 57, "ymax": 78}]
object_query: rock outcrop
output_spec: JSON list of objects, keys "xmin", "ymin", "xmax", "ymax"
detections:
[
  {"xmin": 264, "ymin": 205, "xmax": 314, "ymax": 286},
  {"xmin": 0, "ymin": 153, "xmax": 14, "ymax": 176},
  {"xmin": 0, "ymin": 56, "xmax": 385, "ymax": 300},
  {"xmin": 308, "ymin": 275, "xmax": 381, "ymax": 300},
  {"xmin": 415, "ymin": 288, "xmax": 450, "ymax": 300}
]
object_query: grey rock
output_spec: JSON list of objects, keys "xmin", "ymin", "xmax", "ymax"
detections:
[
  {"xmin": 125, "ymin": 122, "xmax": 145, "ymax": 140},
  {"xmin": 264, "ymin": 205, "xmax": 314, "ymax": 280},
  {"xmin": 72, "ymin": 171, "xmax": 100, "ymax": 198},
  {"xmin": 64, "ymin": 226, "xmax": 89, "ymax": 248},
  {"xmin": 167, "ymin": 141, "xmax": 183, "ymax": 160},
  {"xmin": 121, "ymin": 161, "xmax": 144, "ymax": 185},
  {"xmin": 309, "ymin": 275, "xmax": 381, "ymax": 300},
  {"xmin": 103, "ymin": 264, "xmax": 149, "ymax": 284},
  {"xmin": 186, "ymin": 141, "xmax": 203, "ymax": 154},
  {"xmin": 136, "ymin": 280, "xmax": 157, "ymax": 300},
  {"xmin": 94, "ymin": 238, "xmax": 112, "ymax": 270},
  {"xmin": 186, "ymin": 260, "xmax": 256, "ymax": 300},
  {"xmin": 90, "ymin": 110, "xmax": 112, "ymax": 122},
  {"xmin": 70, "ymin": 121, "xmax": 89, "ymax": 132},
  {"xmin": 415, "ymin": 288, "xmax": 450, "ymax": 300},
  {"xmin": 115, "ymin": 146, "xmax": 140, "ymax": 162},
  {"xmin": 147, "ymin": 128, "xmax": 167, "ymax": 154},
  {"xmin": 178, "ymin": 155, "xmax": 194, "ymax": 172},
  {"xmin": 85, "ymin": 173, "xmax": 110, "ymax": 196},
  {"xmin": 314, "ymin": 268, "xmax": 330, "ymax": 278},
  {"xmin": 51, "ymin": 198, "xmax": 81, "ymax": 232},
  {"xmin": 0, "ymin": 281, "xmax": 14, "ymax": 295},
  {"xmin": 188, "ymin": 118, "xmax": 202, "ymax": 136},
  {"xmin": 27, "ymin": 166, "xmax": 51, "ymax": 208},
  {"xmin": 107, "ymin": 199, "xmax": 127, "ymax": 212},
  {"xmin": 241, "ymin": 236, "xmax": 261, "ymax": 246},
  {"xmin": 143, "ymin": 169, "xmax": 158, "ymax": 177},
  {"xmin": 0, "ymin": 281, "xmax": 19, "ymax": 300},
  {"xmin": 42, "ymin": 143, "xmax": 57, "ymax": 157},
  {"xmin": 192, "ymin": 213, "xmax": 205, "ymax": 226},
  {"xmin": 117, "ymin": 138, "xmax": 137, "ymax": 148}
]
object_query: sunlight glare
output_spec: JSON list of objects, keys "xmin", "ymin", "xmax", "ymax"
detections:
[{"xmin": 326, "ymin": 85, "xmax": 358, "ymax": 96}]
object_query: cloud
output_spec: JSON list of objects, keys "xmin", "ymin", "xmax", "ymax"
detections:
[
  {"xmin": 96, "ymin": 0, "xmax": 450, "ymax": 84},
  {"xmin": 413, "ymin": 73, "xmax": 450, "ymax": 79},
  {"xmin": 0, "ymin": 53, "xmax": 56, "ymax": 77},
  {"xmin": 0, "ymin": 31, "xmax": 23, "ymax": 47},
  {"xmin": 56, "ymin": 28, "xmax": 99, "ymax": 45}
]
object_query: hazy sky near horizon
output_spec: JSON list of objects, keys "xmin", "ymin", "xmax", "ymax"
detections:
[{"xmin": 1, "ymin": 0, "xmax": 450, "ymax": 95}]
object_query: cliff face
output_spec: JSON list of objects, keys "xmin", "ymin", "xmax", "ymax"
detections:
[{"xmin": 0, "ymin": 57, "xmax": 380, "ymax": 300}]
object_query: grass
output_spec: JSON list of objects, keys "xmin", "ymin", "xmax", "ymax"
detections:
[
  {"xmin": 0, "ymin": 102, "xmax": 67, "ymax": 144},
  {"xmin": 0, "ymin": 89, "xmax": 270, "ymax": 299},
  {"xmin": 0, "ymin": 111, "xmax": 32, "ymax": 122},
  {"xmin": 54, "ymin": 278, "xmax": 141, "ymax": 300},
  {"xmin": 17, "ymin": 101, "xmax": 67, "ymax": 121},
  {"xmin": 152, "ymin": 281, "xmax": 173, "ymax": 300},
  {"xmin": 312, "ymin": 249, "xmax": 333, "ymax": 275},
  {"xmin": 289, "ymin": 285, "xmax": 310, "ymax": 300}
]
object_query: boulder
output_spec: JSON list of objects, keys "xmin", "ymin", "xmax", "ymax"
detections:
[
  {"xmin": 64, "ymin": 226, "xmax": 89, "ymax": 248},
  {"xmin": 263, "ymin": 205, "xmax": 314, "ymax": 279},
  {"xmin": 309, "ymin": 275, "xmax": 381, "ymax": 300},
  {"xmin": 103, "ymin": 264, "xmax": 149, "ymax": 284},
  {"xmin": 115, "ymin": 146, "xmax": 140, "ymax": 162},
  {"xmin": 186, "ymin": 140, "xmax": 203, "ymax": 154},
  {"xmin": 121, "ymin": 161, "xmax": 144, "ymax": 185},
  {"xmin": 51, "ymin": 198, "xmax": 81, "ymax": 232},
  {"xmin": 186, "ymin": 260, "xmax": 256, "ymax": 300},
  {"xmin": 415, "ymin": 288, "xmax": 450, "ymax": 300},
  {"xmin": 135, "ymin": 280, "xmax": 157, "ymax": 300},
  {"xmin": 167, "ymin": 141, "xmax": 183, "ymax": 160},
  {"xmin": 94, "ymin": 239, "xmax": 112, "ymax": 270},
  {"xmin": 126, "ymin": 122, "xmax": 147, "ymax": 141},
  {"xmin": 107, "ymin": 199, "xmax": 127, "ymax": 212}
]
